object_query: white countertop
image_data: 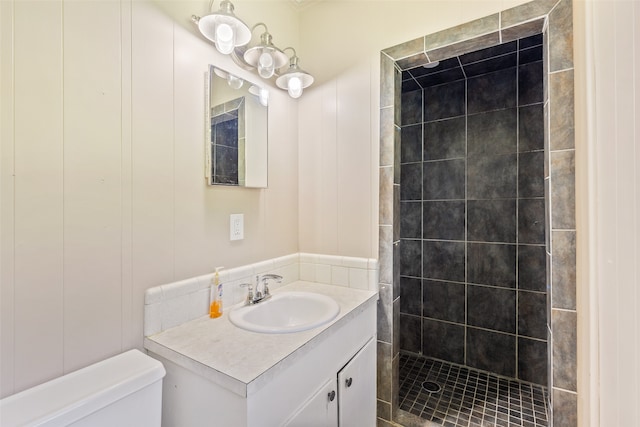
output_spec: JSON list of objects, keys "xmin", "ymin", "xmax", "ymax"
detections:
[{"xmin": 144, "ymin": 281, "xmax": 377, "ymax": 398}]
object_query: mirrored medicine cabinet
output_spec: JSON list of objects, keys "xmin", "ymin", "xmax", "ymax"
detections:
[{"xmin": 205, "ymin": 65, "xmax": 268, "ymax": 188}]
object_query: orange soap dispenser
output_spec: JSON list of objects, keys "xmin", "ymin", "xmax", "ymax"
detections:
[{"xmin": 209, "ymin": 267, "xmax": 224, "ymax": 318}]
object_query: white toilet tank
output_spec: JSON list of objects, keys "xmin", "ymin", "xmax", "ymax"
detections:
[{"xmin": 0, "ymin": 349, "xmax": 166, "ymax": 427}]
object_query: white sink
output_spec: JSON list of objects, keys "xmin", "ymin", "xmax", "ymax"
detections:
[{"xmin": 228, "ymin": 292, "xmax": 340, "ymax": 334}]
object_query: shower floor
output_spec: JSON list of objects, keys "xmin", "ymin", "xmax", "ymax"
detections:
[{"xmin": 399, "ymin": 353, "xmax": 549, "ymax": 427}]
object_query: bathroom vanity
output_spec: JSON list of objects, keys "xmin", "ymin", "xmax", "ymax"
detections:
[{"xmin": 144, "ymin": 281, "xmax": 377, "ymax": 426}]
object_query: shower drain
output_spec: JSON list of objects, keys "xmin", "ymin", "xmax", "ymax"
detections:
[{"xmin": 421, "ymin": 381, "xmax": 442, "ymax": 393}]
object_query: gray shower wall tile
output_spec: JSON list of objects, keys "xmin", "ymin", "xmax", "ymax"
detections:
[
  {"xmin": 397, "ymin": 52, "xmax": 430, "ymax": 71},
  {"xmin": 424, "ymin": 80, "xmax": 466, "ymax": 121},
  {"xmin": 394, "ymin": 127, "xmax": 402, "ymax": 184},
  {"xmin": 394, "ymin": 241, "xmax": 401, "ymax": 299},
  {"xmin": 468, "ymin": 243, "xmax": 516, "ymax": 288},
  {"xmin": 423, "ymin": 201, "xmax": 465, "ymax": 241},
  {"xmin": 467, "ymin": 108, "xmax": 517, "ymax": 156},
  {"xmin": 501, "ymin": 18, "xmax": 546, "ymax": 43},
  {"xmin": 518, "ymin": 61, "xmax": 544, "ymax": 105},
  {"xmin": 518, "ymin": 337, "xmax": 548, "ymax": 385},
  {"xmin": 401, "ymin": 90, "xmax": 422, "ymax": 125},
  {"xmin": 519, "ymin": 104, "xmax": 545, "ymax": 152},
  {"xmin": 424, "ymin": 14, "xmax": 500, "ymax": 51},
  {"xmin": 518, "ymin": 244, "xmax": 547, "ymax": 291},
  {"xmin": 400, "ymin": 239, "xmax": 422, "ymax": 278},
  {"xmin": 377, "ymin": 284, "xmax": 393, "ymax": 343},
  {"xmin": 552, "ymin": 308, "xmax": 577, "ymax": 391},
  {"xmin": 383, "ymin": 37, "xmax": 424, "ymax": 61},
  {"xmin": 500, "ymin": 0, "xmax": 557, "ymax": 28},
  {"xmin": 468, "ymin": 68, "xmax": 517, "ymax": 114},
  {"xmin": 519, "ymin": 151, "xmax": 545, "ymax": 198},
  {"xmin": 467, "ymin": 328, "xmax": 516, "ymax": 377},
  {"xmin": 400, "ymin": 314, "xmax": 421, "ymax": 354},
  {"xmin": 400, "ymin": 276, "xmax": 422, "ymax": 316},
  {"xmin": 518, "ymin": 198, "xmax": 546, "ymax": 244},
  {"xmin": 467, "ymin": 285, "xmax": 516, "ymax": 333},
  {"xmin": 424, "ymin": 117, "xmax": 466, "ymax": 161},
  {"xmin": 552, "ymin": 230, "xmax": 576, "ymax": 310},
  {"xmin": 377, "ymin": 340, "xmax": 393, "ymax": 401},
  {"xmin": 422, "ymin": 319, "xmax": 465, "ymax": 364},
  {"xmin": 550, "ymin": 69, "xmax": 575, "ymax": 150},
  {"xmin": 548, "ymin": 0, "xmax": 574, "ymax": 72},
  {"xmin": 427, "ymin": 32, "xmax": 501, "ymax": 63},
  {"xmin": 518, "ymin": 290, "xmax": 548, "ymax": 339},
  {"xmin": 468, "ymin": 199, "xmax": 517, "ymax": 243},
  {"xmin": 378, "ymin": 225, "xmax": 393, "ymax": 285},
  {"xmin": 394, "ymin": 186, "xmax": 401, "ymax": 242},
  {"xmin": 393, "ymin": 298, "xmax": 400, "ymax": 356},
  {"xmin": 400, "ymin": 163, "xmax": 421, "ymax": 201},
  {"xmin": 380, "ymin": 108, "xmax": 395, "ymax": 167},
  {"xmin": 379, "ymin": 167, "xmax": 393, "ymax": 225},
  {"xmin": 550, "ymin": 149, "xmax": 576, "ymax": 230},
  {"xmin": 380, "ymin": 54, "xmax": 396, "ymax": 109},
  {"xmin": 423, "ymin": 159, "xmax": 466, "ymax": 200},
  {"xmin": 553, "ymin": 388, "xmax": 578, "ymax": 427},
  {"xmin": 400, "ymin": 124, "xmax": 421, "ymax": 163},
  {"xmin": 377, "ymin": 399, "xmax": 391, "ymax": 422},
  {"xmin": 423, "ymin": 241, "xmax": 465, "ymax": 282},
  {"xmin": 400, "ymin": 201, "xmax": 421, "ymax": 239},
  {"xmin": 423, "ymin": 280, "xmax": 465, "ymax": 323},
  {"xmin": 467, "ymin": 153, "xmax": 518, "ymax": 199}
]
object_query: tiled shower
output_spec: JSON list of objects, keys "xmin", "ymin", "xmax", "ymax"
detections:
[{"xmin": 398, "ymin": 34, "xmax": 548, "ymax": 386}]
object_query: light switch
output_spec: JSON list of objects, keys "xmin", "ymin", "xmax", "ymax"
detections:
[{"xmin": 230, "ymin": 214, "xmax": 244, "ymax": 241}]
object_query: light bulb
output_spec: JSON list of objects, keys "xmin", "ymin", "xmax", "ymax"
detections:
[
  {"xmin": 215, "ymin": 23, "xmax": 234, "ymax": 55},
  {"xmin": 227, "ymin": 74, "xmax": 243, "ymax": 89},
  {"xmin": 258, "ymin": 51, "xmax": 275, "ymax": 78},
  {"xmin": 287, "ymin": 76, "xmax": 303, "ymax": 98}
]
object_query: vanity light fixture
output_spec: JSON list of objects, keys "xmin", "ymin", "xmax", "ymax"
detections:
[
  {"xmin": 192, "ymin": 3, "xmax": 314, "ymax": 98},
  {"xmin": 275, "ymin": 48, "xmax": 314, "ymax": 99},
  {"xmin": 191, "ymin": 0, "xmax": 251, "ymax": 55},
  {"xmin": 242, "ymin": 23, "xmax": 289, "ymax": 79}
]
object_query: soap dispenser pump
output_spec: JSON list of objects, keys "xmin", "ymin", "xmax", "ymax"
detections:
[{"xmin": 209, "ymin": 267, "xmax": 224, "ymax": 318}]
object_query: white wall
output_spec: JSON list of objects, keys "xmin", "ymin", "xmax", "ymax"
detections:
[
  {"xmin": 579, "ymin": 1, "xmax": 640, "ymax": 426},
  {"xmin": 0, "ymin": 0, "xmax": 299, "ymax": 396},
  {"xmin": 297, "ymin": 0, "xmax": 531, "ymax": 259}
]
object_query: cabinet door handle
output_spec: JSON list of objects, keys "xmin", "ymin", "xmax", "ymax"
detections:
[
  {"xmin": 345, "ymin": 377, "xmax": 353, "ymax": 388},
  {"xmin": 328, "ymin": 390, "xmax": 336, "ymax": 402}
]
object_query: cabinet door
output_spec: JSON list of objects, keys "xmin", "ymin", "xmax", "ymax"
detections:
[
  {"xmin": 338, "ymin": 337, "xmax": 376, "ymax": 426},
  {"xmin": 283, "ymin": 377, "xmax": 338, "ymax": 427}
]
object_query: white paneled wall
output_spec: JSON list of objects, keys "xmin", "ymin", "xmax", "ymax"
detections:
[
  {"xmin": 588, "ymin": 1, "xmax": 640, "ymax": 425},
  {"xmin": 0, "ymin": 0, "xmax": 299, "ymax": 397}
]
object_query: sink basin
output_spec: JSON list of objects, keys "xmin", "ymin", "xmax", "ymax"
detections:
[{"xmin": 228, "ymin": 292, "xmax": 340, "ymax": 334}]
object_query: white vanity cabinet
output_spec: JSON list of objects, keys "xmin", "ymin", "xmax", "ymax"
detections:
[
  {"xmin": 145, "ymin": 282, "xmax": 377, "ymax": 427},
  {"xmin": 285, "ymin": 337, "xmax": 376, "ymax": 427}
]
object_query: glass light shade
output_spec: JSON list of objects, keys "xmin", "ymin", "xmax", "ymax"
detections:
[
  {"xmin": 258, "ymin": 51, "xmax": 275, "ymax": 78},
  {"xmin": 215, "ymin": 23, "xmax": 235, "ymax": 54},
  {"xmin": 195, "ymin": 1, "xmax": 251, "ymax": 55},
  {"xmin": 287, "ymin": 76, "xmax": 303, "ymax": 98}
]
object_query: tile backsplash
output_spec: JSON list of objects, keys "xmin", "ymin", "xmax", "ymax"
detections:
[{"xmin": 144, "ymin": 253, "xmax": 378, "ymax": 337}]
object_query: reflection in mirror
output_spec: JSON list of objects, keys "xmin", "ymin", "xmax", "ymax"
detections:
[{"xmin": 205, "ymin": 65, "xmax": 268, "ymax": 188}]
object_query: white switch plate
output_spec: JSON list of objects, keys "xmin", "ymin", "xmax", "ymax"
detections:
[{"xmin": 230, "ymin": 214, "xmax": 244, "ymax": 241}]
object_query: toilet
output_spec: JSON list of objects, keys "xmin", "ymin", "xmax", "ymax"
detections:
[{"xmin": 0, "ymin": 349, "xmax": 165, "ymax": 427}]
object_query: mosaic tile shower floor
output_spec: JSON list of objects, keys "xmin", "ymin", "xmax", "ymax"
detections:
[{"xmin": 399, "ymin": 354, "xmax": 549, "ymax": 427}]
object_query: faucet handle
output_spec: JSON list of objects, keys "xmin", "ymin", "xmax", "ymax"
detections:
[
  {"xmin": 239, "ymin": 283, "xmax": 254, "ymax": 305},
  {"xmin": 259, "ymin": 274, "xmax": 283, "ymax": 297}
]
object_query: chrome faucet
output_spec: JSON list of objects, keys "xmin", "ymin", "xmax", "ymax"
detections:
[{"xmin": 241, "ymin": 274, "xmax": 283, "ymax": 305}]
